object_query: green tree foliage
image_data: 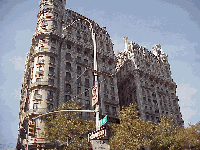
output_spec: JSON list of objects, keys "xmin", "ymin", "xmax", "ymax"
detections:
[
  {"xmin": 42, "ymin": 100, "xmax": 95, "ymax": 150},
  {"xmin": 109, "ymin": 103, "xmax": 200, "ymax": 150},
  {"xmin": 109, "ymin": 103, "xmax": 154, "ymax": 149}
]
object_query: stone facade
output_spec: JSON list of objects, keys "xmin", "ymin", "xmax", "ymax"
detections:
[
  {"xmin": 116, "ymin": 37, "xmax": 184, "ymax": 125},
  {"xmin": 16, "ymin": 0, "xmax": 120, "ymax": 149}
]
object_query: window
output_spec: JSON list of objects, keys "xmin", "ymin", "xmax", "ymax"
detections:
[
  {"xmin": 85, "ymin": 100, "xmax": 90, "ymax": 105},
  {"xmin": 85, "ymin": 78, "xmax": 89, "ymax": 87},
  {"xmin": 38, "ymin": 56, "xmax": 44, "ymax": 63},
  {"xmin": 36, "ymin": 78, "xmax": 41, "ymax": 83},
  {"xmin": 86, "ymin": 112, "xmax": 90, "ymax": 116},
  {"xmin": 48, "ymin": 78, "xmax": 54, "ymax": 85},
  {"xmin": 66, "ymin": 84, "xmax": 71, "ymax": 93},
  {"xmin": 54, "ymin": 12, "xmax": 58, "ymax": 17},
  {"xmin": 33, "ymin": 103, "xmax": 39, "ymax": 110},
  {"xmin": 50, "ymin": 47, "xmax": 56, "ymax": 52},
  {"xmin": 66, "ymin": 53, "xmax": 71, "ymax": 60},
  {"xmin": 77, "ymin": 66, "xmax": 81, "ymax": 74},
  {"xmin": 77, "ymin": 77, "xmax": 81, "ymax": 85},
  {"xmin": 85, "ymin": 89, "xmax": 89, "ymax": 97},
  {"xmin": 66, "ymin": 72, "xmax": 71, "ymax": 81},
  {"xmin": 104, "ymin": 94, "xmax": 108, "ymax": 101},
  {"xmin": 65, "ymin": 95, "xmax": 71, "ymax": 102},
  {"xmin": 110, "ymin": 78, "xmax": 114, "ymax": 84},
  {"xmin": 77, "ymin": 31, "xmax": 80, "ymax": 35},
  {"xmin": 84, "ymin": 50, "xmax": 88, "ymax": 56},
  {"xmin": 104, "ymin": 84, "xmax": 107, "ymax": 91},
  {"xmin": 105, "ymin": 105, "xmax": 109, "ymax": 111},
  {"xmin": 112, "ymin": 97, "xmax": 115, "ymax": 101},
  {"xmin": 84, "ymin": 70, "xmax": 89, "ymax": 76},
  {"xmin": 106, "ymin": 44, "xmax": 109, "ymax": 50},
  {"xmin": 84, "ymin": 59, "xmax": 88, "ymax": 65},
  {"xmin": 67, "ymin": 44, "xmax": 71, "ymax": 49},
  {"xmin": 48, "ymin": 90, "xmax": 53, "ymax": 96},
  {"xmin": 47, "ymin": 90, "xmax": 53, "ymax": 99},
  {"xmin": 77, "ymin": 87, "xmax": 81, "ymax": 95},
  {"xmin": 66, "ymin": 62, "xmax": 71, "ymax": 70},
  {"xmin": 51, "ymin": 38, "xmax": 56, "ymax": 43},
  {"xmin": 77, "ymin": 48, "xmax": 81, "ymax": 53},
  {"xmin": 112, "ymin": 107, "xmax": 116, "ymax": 113},
  {"xmin": 143, "ymin": 97, "xmax": 146, "ymax": 101},
  {"xmin": 53, "ymin": 20, "xmax": 57, "ymax": 26},
  {"xmin": 77, "ymin": 56, "xmax": 81, "ymax": 63},
  {"xmin": 49, "ymin": 67, "xmax": 54, "ymax": 74},
  {"xmin": 35, "ymin": 90, "xmax": 40, "ymax": 95},
  {"xmin": 47, "ymin": 103, "xmax": 53, "ymax": 111},
  {"xmin": 111, "ymin": 87, "xmax": 114, "ymax": 94},
  {"xmin": 50, "ymin": 56, "xmax": 55, "ymax": 64}
]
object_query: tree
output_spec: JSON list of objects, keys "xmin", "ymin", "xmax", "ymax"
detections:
[
  {"xmin": 109, "ymin": 103, "xmax": 154, "ymax": 149},
  {"xmin": 151, "ymin": 117, "xmax": 200, "ymax": 150},
  {"xmin": 174, "ymin": 122, "xmax": 200, "ymax": 150},
  {"xmin": 42, "ymin": 100, "xmax": 95, "ymax": 150},
  {"xmin": 150, "ymin": 115, "xmax": 180, "ymax": 150},
  {"xmin": 109, "ymin": 103, "xmax": 200, "ymax": 150}
]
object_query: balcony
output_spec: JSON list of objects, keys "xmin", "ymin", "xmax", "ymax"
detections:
[
  {"xmin": 30, "ymin": 81, "xmax": 55, "ymax": 88},
  {"xmin": 25, "ymin": 108, "xmax": 55, "ymax": 116},
  {"xmin": 33, "ymin": 94, "xmax": 42, "ymax": 100},
  {"xmin": 37, "ymin": 59, "xmax": 45, "ymax": 65},
  {"xmin": 36, "ymin": 70, "xmax": 44, "ymax": 75}
]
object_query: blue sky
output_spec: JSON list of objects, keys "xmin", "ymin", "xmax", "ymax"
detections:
[{"xmin": 0, "ymin": 0, "xmax": 199, "ymax": 149}]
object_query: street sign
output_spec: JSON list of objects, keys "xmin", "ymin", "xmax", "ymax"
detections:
[
  {"xmin": 92, "ymin": 86, "xmax": 98, "ymax": 106},
  {"xmin": 100, "ymin": 115, "xmax": 107, "ymax": 127},
  {"xmin": 88, "ymin": 127, "xmax": 106, "ymax": 142},
  {"xmin": 91, "ymin": 140, "xmax": 110, "ymax": 150}
]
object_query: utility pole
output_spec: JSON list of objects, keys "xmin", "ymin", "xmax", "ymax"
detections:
[{"xmin": 90, "ymin": 23, "xmax": 100, "ymax": 130}]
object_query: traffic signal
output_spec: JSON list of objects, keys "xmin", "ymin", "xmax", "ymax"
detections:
[{"xmin": 28, "ymin": 123, "xmax": 36, "ymax": 137}]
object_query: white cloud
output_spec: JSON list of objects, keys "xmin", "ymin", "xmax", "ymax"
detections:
[
  {"xmin": 177, "ymin": 83, "xmax": 198, "ymax": 107},
  {"xmin": 181, "ymin": 107, "xmax": 197, "ymax": 127},
  {"xmin": 9, "ymin": 55, "xmax": 26, "ymax": 72},
  {"xmin": 177, "ymin": 83, "xmax": 198, "ymax": 127},
  {"xmin": 11, "ymin": 88, "xmax": 20, "ymax": 100},
  {"xmin": 113, "ymin": 39, "xmax": 124, "ymax": 55}
]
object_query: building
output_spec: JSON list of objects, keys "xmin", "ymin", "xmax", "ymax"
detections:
[
  {"xmin": 16, "ymin": 0, "xmax": 120, "ymax": 149},
  {"xmin": 116, "ymin": 36, "xmax": 184, "ymax": 125}
]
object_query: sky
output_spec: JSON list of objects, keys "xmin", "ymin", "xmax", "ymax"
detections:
[{"xmin": 0, "ymin": 0, "xmax": 199, "ymax": 149}]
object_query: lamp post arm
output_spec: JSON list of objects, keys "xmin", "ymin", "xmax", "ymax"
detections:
[{"xmin": 32, "ymin": 109, "xmax": 95, "ymax": 120}]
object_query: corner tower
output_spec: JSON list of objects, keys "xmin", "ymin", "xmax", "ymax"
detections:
[{"xmin": 16, "ymin": 0, "xmax": 67, "ymax": 149}]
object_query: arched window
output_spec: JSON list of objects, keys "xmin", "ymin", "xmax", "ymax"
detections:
[
  {"xmin": 66, "ymin": 53, "xmax": 71, "ymax": 60},
  {"xmin": 66, "ymin": 62, "xmax": 71, "ymax": 70},
  {"xmin": 65, "ymin": 95, "xmax": 71, "ymax": 102},
  {"xmin": 66, "ymin": 84, "xmax": 71, "ymax": 93},
  {"xmin": 66, "ymin": 72, "xmax": 71, "ymax": 81},
  {"xmin": 77, "ymin": 66, "xmax": 81, "ymax": 74}
]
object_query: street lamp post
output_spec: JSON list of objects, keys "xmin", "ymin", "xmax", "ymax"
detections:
[{"xmin": 63, "ymin": 18, "xmax": 100, "ymax": 130}]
